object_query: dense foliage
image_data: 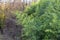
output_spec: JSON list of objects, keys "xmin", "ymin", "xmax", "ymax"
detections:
[
  {"xmin": 16, "ymin": 0, "xmax": 60, "ymax": 40},
  {"xmin": 0, "ymin": 9, "xmax": 5, "ymax": 28}
]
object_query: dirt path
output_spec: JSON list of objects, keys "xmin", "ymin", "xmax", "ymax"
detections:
[
  {"xmin": 2, "ymin": 16, "xmax": 22, "ymax": 40},
  {"xmin": 0, "ymin": 33, "xmax": 13, "ymax": 40}
]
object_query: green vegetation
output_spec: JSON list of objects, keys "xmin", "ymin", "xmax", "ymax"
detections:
[
  {"xmin": 16, "ymin": 0, "xmax": 60, "ymax": 40},
  {"xmin": 0, "ymin": 0, "xmax": 60, "ymax": 40},
  {"xmin": 0, "ymin": 9, "xmax": 5, "ymax": 28}
]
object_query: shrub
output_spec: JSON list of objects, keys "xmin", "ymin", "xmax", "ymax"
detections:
[
  {"xmin": 0, "ymin": 6, "xmax": 6, "ymax": 28},
  {"xmin": 16, "ymin": 0, "xmax": 60, "ymax": 40},
  {"xmin": 0, "ymin": 13, "xmax": 5, "ymax": 29}
]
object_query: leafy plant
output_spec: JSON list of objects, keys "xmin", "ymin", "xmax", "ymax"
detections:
[
  {"xmin": 16, "ymin": 0, "xmax": 60, "ymax": 40},
  {"xmin": 0, "ymin": 5, "xmax": 6, "ymax": 28},
  {"xmin": 0, "ymin": 12, "xmax": 5, "ymax": 28}
]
